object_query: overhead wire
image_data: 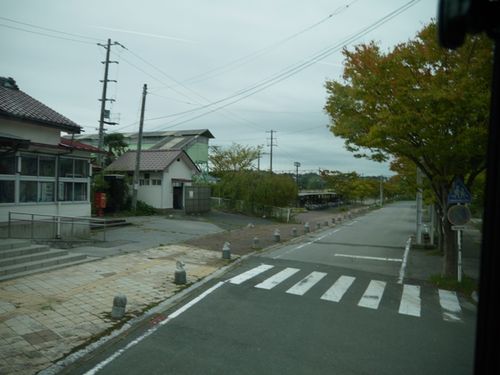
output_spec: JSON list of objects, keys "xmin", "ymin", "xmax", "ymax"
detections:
[
  {"xmin": 145, "ymin": 0, "xmax": 421, "ymax": 131},
  {"xmin": 156, "ymin": 0, "xmax": 362, "ymax": 88}
]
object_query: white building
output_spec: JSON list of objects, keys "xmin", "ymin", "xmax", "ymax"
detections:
[
  {"xmin": 106, "ymin": 149, "xmax": 200, "ymax": 209},
  {"xmin": 0, "ymin": 77, "xmax": 97, "ymax": 230}
]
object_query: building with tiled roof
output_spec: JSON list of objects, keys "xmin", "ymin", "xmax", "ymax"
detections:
[
  {"xmin": 0, "ymin": 77, "xmax": 96, "ymax": 233},
  {"xmin": 106, "ymin": 149, "xmax": 200, "ymax": 209},
  {"xmin": 69, "ymin": 129, "xmax": 214, "ymax": 168}
]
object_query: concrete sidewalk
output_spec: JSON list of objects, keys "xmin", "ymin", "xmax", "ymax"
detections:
[{"xmin": 0, "ymin": 244, "xmax": 226, "ymax": 375}]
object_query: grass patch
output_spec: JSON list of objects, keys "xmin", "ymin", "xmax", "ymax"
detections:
[{"xmin": 429, "ymin": 274, "xmax": 477, "ymax": 296}]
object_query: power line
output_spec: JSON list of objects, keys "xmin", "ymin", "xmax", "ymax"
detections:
[
  {"xmin": 165, "ymin": 0, "xmax": 362, "ymax": 87},
  {"xmin": 0, "ymin": 16, "xmax": 101, "ymax": 42},
  {"xmin": 0, "ymin": 23, "xmax": 97, "ymax": 45},
  {"xmin": 145, "ymin": 0, "xmax": 420, "ymax": 131}
]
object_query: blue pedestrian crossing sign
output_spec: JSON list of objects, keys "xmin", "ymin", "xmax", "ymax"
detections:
[{"xmin": 447, "ymin": 177, "xmax": 472, "ymax": 204}]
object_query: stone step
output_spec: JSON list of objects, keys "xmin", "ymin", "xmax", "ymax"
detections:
[
  {"xmin": 0, "ymin": 256, "xmax": 99, "ymax": 282},
  {"xmin": 0, "ymin": 244, "xmax": 50, "ymax": 259},
  {"xmin": 0, "ymin": 253, "xmax": 88, "ymax": 277},
  {"xmin": 0, "ymin": 248, "xmax": 68, "ymax": 267},
  {"xmin": 0, "ymin": 239, "xmax": 32, "ymax": 251}
]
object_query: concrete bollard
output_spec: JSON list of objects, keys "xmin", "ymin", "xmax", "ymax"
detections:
[
  {"xmin": 174, "ymin": 261, "xmax": 187, "ymax": 285},
  {"xmin": 316, "ymin": 222, "xmax": 321, "ymax": 230},
  {"xmin": 111, "ymin": 294, "xmax": 127, "ymax": 319},
  {"xmin": 291, "ymin": 228, "xmax": 297, "ymax": 237},
  {"xmin": 273, "ymin": 229, "xmax": 281, "ymax": 242},
  {"xmin": 332, "ymin": 218, "xmax": 336, "ymax": 225},
  {"xmin": 222, "ymin": 242, "xmax": 231, "ymax": 260},
  {"xmin": 252, "ymin": 237, "xmax": 260, "ymax": 249},
  {"xmin": 324, "ymin": 221, "xmax": 329, "ymax": 227},
  {"xmin": 304, "ymin": 222, "xmax": 310, "ymax": 233}
]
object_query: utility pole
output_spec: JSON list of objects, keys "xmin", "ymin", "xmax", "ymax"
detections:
[
  {"xmin": 416, "ymin": 167, "xmax": 423, "ymax": 245},
  {"xmin": 132, "ymin": 84, "xmax": 147, "ymax": 211},
  {"xmin": 97, "ymin": 38, "xmax": 122, "ymax": 166},
  {"xmin": 266, "ymin": 130, "xmax": 277, "ymax": 173}
]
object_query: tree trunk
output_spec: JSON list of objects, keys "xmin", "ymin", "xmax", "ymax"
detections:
[{"xmin": 441, "ymin": 218, "xmax": 458, "ymax": 279}]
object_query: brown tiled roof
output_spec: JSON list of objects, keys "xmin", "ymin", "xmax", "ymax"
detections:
[
  {"xmin": 59, "ymin": 138, "xmax": 103, "ymax": 153},
  {"xmin": 0, "ymin": 77, "xmax": 81, "ymax": 133},
  {"xmin": 106, "ymin": 149, "xmax": 199, "ymax": 172}
]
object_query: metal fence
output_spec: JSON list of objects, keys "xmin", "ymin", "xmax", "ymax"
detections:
[{"xmin": 2, "ymin": 211, "xmax": 110, "ymax": 241}]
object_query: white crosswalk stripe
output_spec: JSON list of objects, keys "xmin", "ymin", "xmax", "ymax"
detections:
[
  {"xmin": 255, "ymin": 267, "xmax": 300, "ymax": 290},
  {"xmin": 358, "ymin": 280, "xmax": 386, "ymax": 309},
  {"xmin": 228, "ymin": 265, "xmax": 465, "ymax": 322},
  {"xmin": 438, "ymin": 289, "xmax": 462, "ymax": 322},
  {"xmin": 229, "ymin": 264, "xmax": 274, "ymax": 285},
  {"xmin": 321, "ymin": 276, "xmax": 355, "ymax": 302},
  {"xmin": 398, "ymin": 284, "xmax": 421, "ymax": 317},
  {"xmin": 286, "ymin": 271, "xmax": 327, "ymax": 296}
]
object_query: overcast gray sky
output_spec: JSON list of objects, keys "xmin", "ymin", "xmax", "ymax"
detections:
[{"xmin": 1, "ymin": 0, "xmax": 437, "ymax": 175}]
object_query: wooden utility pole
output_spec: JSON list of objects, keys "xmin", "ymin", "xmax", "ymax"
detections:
[
  {"xmin": 132, "ymin": 84, "xmax": 147, "ymax": 211},
  {"xmin": 97, "ymin": 38, "xmax": 121, "ymax": 166}
]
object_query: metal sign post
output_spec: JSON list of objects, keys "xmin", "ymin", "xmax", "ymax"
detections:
[{"xmin": 447, "ymin": 202, "xmax": 471, "ymax": 283}]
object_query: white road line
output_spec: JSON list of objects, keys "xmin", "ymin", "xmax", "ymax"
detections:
[
  {"xmin": 255, "ymin": 268, "xmax": 300, "ymax": 290},
  {"xmin": 344, "ymin": 220, "xmax": 359, "ymax": 226},
  {"xmin": 320, "ymin": 275, "xmax": 355, "ymax": 302},
  {"xmin": 229, "ymin": 264, "xmax": 274, "ymax": 285},
  {"xmin": 358, "ymin": 280, "xmax": 386, "ymax": 309},
  {"xmin": 399, "ymin": 284, "xmax": 421, "ymax": 317},
  {"xmin": 83, "ymin": 281, "xmax": 225, "ymax": 375},
  {"xmin": 438, "ymin": 289, "xmax": 462, "ymax": 322},
  {"xmin": 272, "ymin": 228, "xmax": 342, "ymax": 259},
  {"xmin": 286, "ymin": 271, "xmax": 327, "ymax": 296},
  {"xmin": 398, "ymin": 237, "xmax": 412, "ymax": 284},
  {"xmin": 334, "ymin": 254, "xmax": 402, "ymax": 262}
]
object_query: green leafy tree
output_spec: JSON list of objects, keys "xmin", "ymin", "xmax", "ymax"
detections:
[
  {"xmin": 324, "ymin": 22, "xmax": 492, "ymax": 277},
  {"xmin": 209, "ymin": 143, "xmax": 262, "ymax": 176},
  {"xmin": 104, "ymin": 133, "xmax": 128, "ymax": 166}
]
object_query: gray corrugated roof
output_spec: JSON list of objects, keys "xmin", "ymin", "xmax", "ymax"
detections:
[
  {"xmin": 106, "ymin": 149, "xmax": 198, "ymax": 172},
  {"xmin": 0, "ymin": 77, "xmax": 81, "ymax": 133}
]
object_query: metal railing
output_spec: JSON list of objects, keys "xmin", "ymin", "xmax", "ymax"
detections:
[{"xmin": 6, "ymin": 211, "xmax": 113, "ymax": 241}]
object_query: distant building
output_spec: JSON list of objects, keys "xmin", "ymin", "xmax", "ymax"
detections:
[
  {"xmin": 106, "ymin": 149, "xmax": 200, "ymax": 210},
  {"xmin": 0, "ymin": 77, "xmax": 97, "ymax": 231},
  {"xmin": 70, "ymin": 129, "xmax": 214, "ymax": 169}
]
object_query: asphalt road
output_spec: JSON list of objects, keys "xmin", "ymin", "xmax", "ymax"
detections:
[{"xmin": 63, "ymin": 202, "xmax": 477, "ymax": 375}]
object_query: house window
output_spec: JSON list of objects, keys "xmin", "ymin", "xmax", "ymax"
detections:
[
  {"xmin": 59, "ymin": 158, "xmax": 74, "ymax": 177},
  {"xmin": 21, "ymin": 154, "xmax": 38, "ymax": 176},
  {"xmin": 39, "ymin": 156, "xmax": 56, "ymax": 177},
  {"xmin": 39, "ymin": 182, "xmax": 55, "ymax": 202},
  {"xmin": 58, "ymin": 181, "xmax": 73, "ymax": 201},
  {"xmin": 58, "ymin": 157, "xmax": 89, "ymax": 202},
  {"xmin": 74, "ymin": 182, "xmax": 88, "ymax": 201},
  {"xmin": 20, "ymin": 181, "xmax": 37, "ymax": 202},
  {"xmin": 0, "ymin": 155, "xmax": 16, "ymax": 175},
  {"xmin": 0, "ymin": 180, "xmax": 15, "ymax": 203},
  {"xmin": 152, "ymin": 179, "xmax": 162, "ymax": 186}
]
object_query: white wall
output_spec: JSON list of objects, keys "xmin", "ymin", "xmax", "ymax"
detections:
[
  {"xmin": 1, "ymin": 119, "xmax": 61, "ymax": 145},
  {"xmin": 136, "ymin": 158, "xmax": 197, "ymax": 209}
]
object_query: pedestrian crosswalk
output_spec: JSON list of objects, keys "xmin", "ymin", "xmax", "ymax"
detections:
[{"xmin": 228, "ymin": 264, "xmax": 466, "ymax": 322}]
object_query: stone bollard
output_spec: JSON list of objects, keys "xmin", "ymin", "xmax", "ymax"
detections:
[
  {"xmin": 174, "ymin": 261, "xmax": 187, "ymax": 285},
  {"xmin": 324, "ymin": 221, "xmax": 329, "ymax": 227},
  {"xmin": 111, "ymin": 294, "xmax": 127, "ymax": 319},
  {"xmin": 222, "ymin": 242, "xmax": 231, "ymax": 260},
  {"xmin": 273, "ymin": 229, "xmax": 281, "ymax": 242},
  {"xmin": 332, "ymin": 218, "xmax": 336, "ymax": 225},
  {"xmin": 291, "ymin": 228, "xmax": 297, "ymax": 237},
  {"xmin": 252, "ymin": 237, "xmax": 260, "ymax": 249},
  {"xmin": 304, "ymin": 222, "xmax": 310, "ymax": 233},
  {"xmin": 316, "ymin": 222, "xmax": 321, "ymax": 230}
]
